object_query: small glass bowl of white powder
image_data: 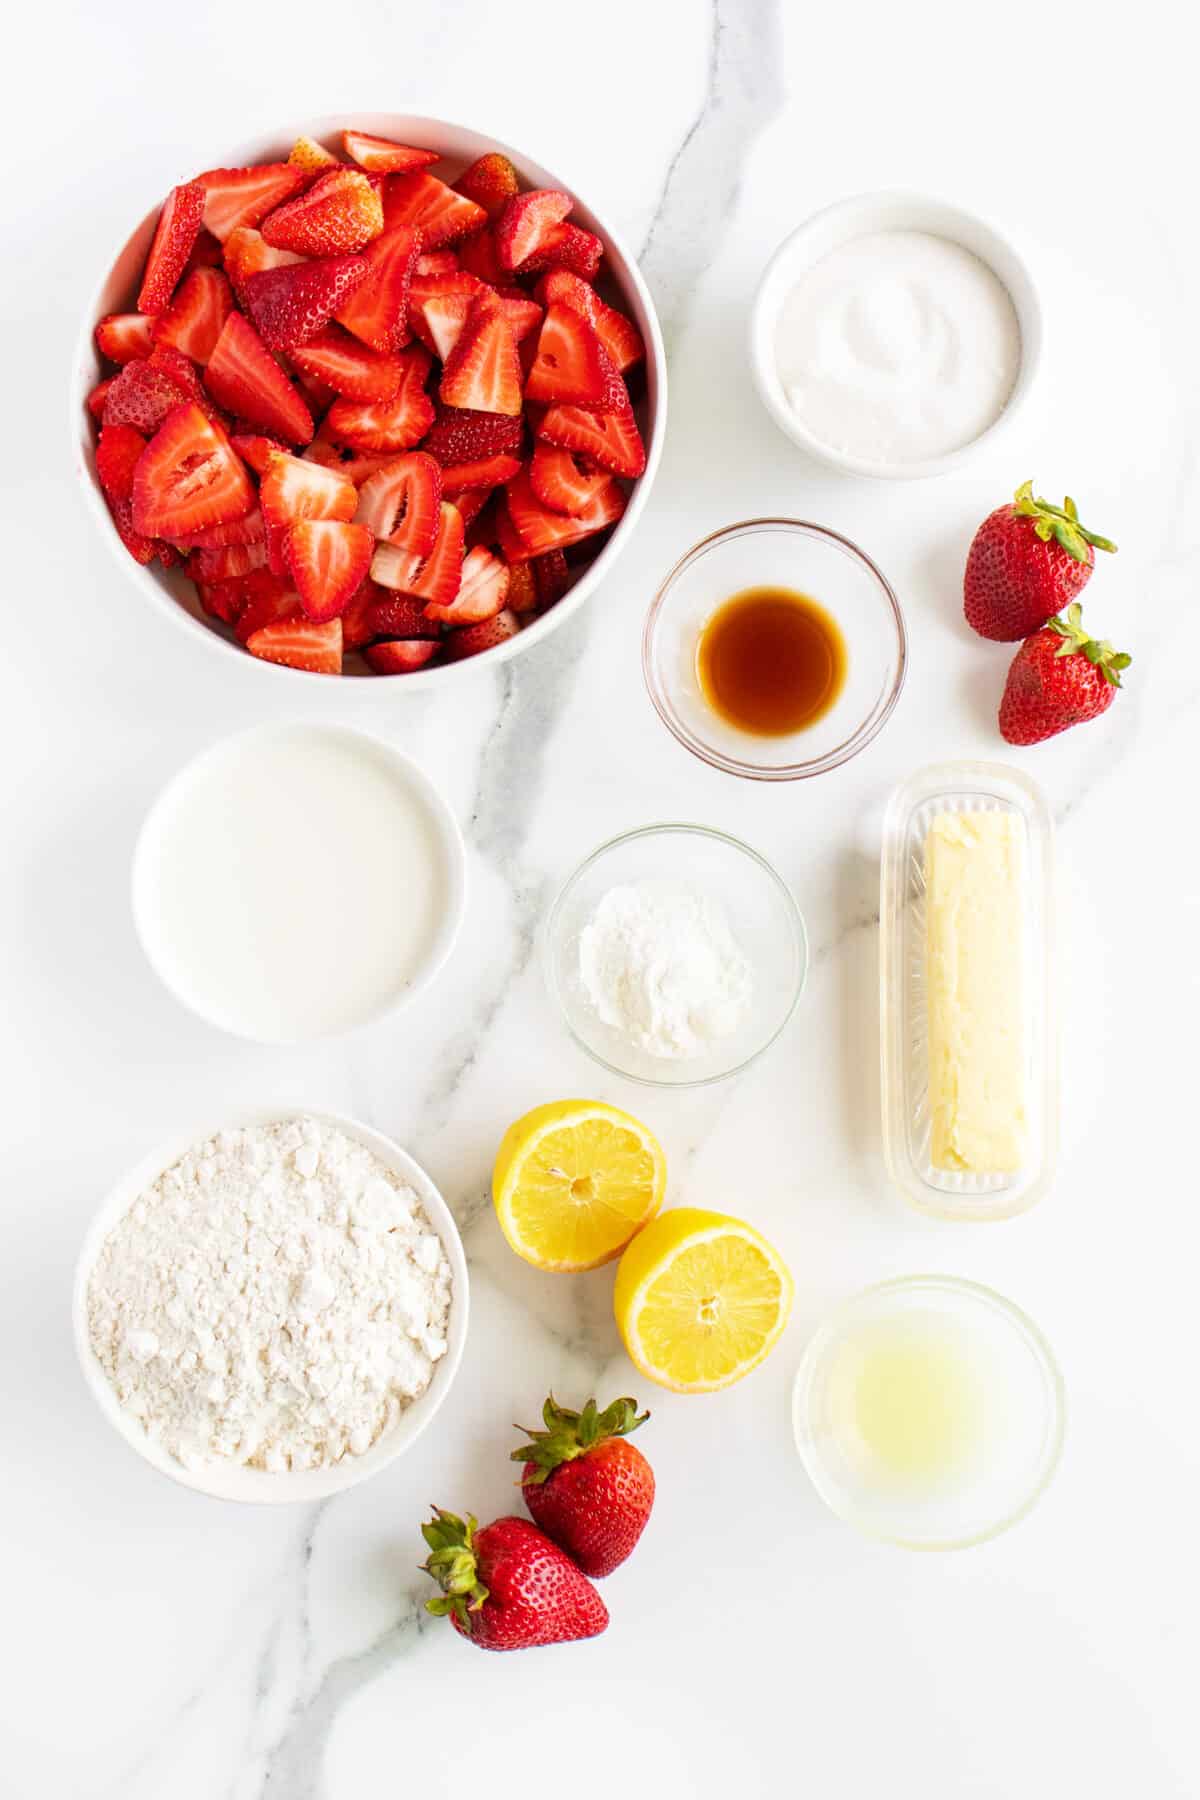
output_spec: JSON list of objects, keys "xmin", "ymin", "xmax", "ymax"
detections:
[
  {"xmin": 543, "ymin": 824, "xmax": 808, "ymax": 1086},
  {"xmin": 73, "ymin": 1111, "xmax": 468, "ymax": 1503}
]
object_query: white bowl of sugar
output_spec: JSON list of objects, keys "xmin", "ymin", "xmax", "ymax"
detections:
[{"xmin": 749, "ymin": 191, "xmax": 1043, "ymax": 481}]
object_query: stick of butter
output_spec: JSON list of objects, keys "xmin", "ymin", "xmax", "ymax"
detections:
[{"xmin": 924, "ymin": 811, "xmax": 1027, "ymax": 1174}]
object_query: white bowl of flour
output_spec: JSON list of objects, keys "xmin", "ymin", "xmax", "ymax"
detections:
[{"xmin": 73, "ymin": 1111, "xmax": 468, "ymax": 1503}]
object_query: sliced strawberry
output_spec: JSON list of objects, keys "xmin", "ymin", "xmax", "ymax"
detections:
[
  {"xmin": 188, "ymin": 539, "xmax": 267, "ymax": 581},
  {"xmin": 458, "ymin": 227, "xmax": 506, "ymax": 285},
  {"xmin": 290, "ymin": 365, "xmax": 336, "ymax": 416},
  {"xmin": 425, "ymin": 544, "xmax": 509, "ymax": 625},
  {"xmin": 506, "ymin": 561, "xmax": 538, "ymax": 613},
  {"xmin": 421, "ymin": 406, "xmax": 523, "ymax": 464},
  {"xmin": 529, "ymin": 442, "xmax": 612, "ymax": 515},
  {"xmin": 302, "ymin": 442, "xmax": 400, "ymax": 485},
  {"xmin": 381, "ymin": 171, "xmax": 486, "ymax": 247},
  {"xmin": 440, "ymin": 451, "xmax": 523, "ymax": 493},
  {"xmin": 152, "ymin": 267, "xmax": 233, "ymax": 363},
  {"xmin": 364, "ymin": 638, "xmax": 441, "ymax": 673},
  {"xmin": 110, "ymin": 497, "xmax": 156, "ymax": 564},
  {"xmin": 87, "ymin": 378, "xmax": 116, "ymax": 421},
  {"xmin": 354, "ymin": 453, "xmax": 442, "ymax": 555},
  {"xmin": 102, "ymin": 357, "xmax": 191, "ymax": 434},
  {"xmin": 230, "ymin": 432, "xmax": 287, "ymax": 475},
  {"xmin": 340, "ymin": 576, "xmax": 382, "ymax": 650},
  {"xmin": 453, "ymin": 486, "xmax": 495, "ymax": 534},
  {"xmin": 284, "ymin": 520, "xmax": 373, "ymax": 621},
  {"xmin": 242, "ymin": 255, "xmax": 368, "ymax": 351},
  {"xmin": 234, "ymin": 570, "xmax": 297, "ymax": 643},
  {"xmin": 371, "ymin": 500, "xmax": 463, "ymax": 607},
  {"xmin": 408, "ymin": 281, "xmax": 481, "ymax": 360},
  {"xmin": 260, "ymin": 450, "xmax": 357, "ymax": 528},
  {"xmin": 516, "ymin": 222, "xmax": 603, "ymax": 281},
  {"xmin": 443, "ymin": 608, "xmax": 520, "ymax": 660},
  {"xmin": 494, "ymin": 497, "xmax": 531, "ymax": 564},
  {"xmin": 523, "ymin": 304, "xmax": 612, "ymax": 407},
  {"xmin": 439, "ymin": 294, "xmax": 522, "ymax": 416},
  {"xmin": 95, "ymin": 425, "xmax": 147, "ymax": 503},
  {"xmin": 505, "ymin": 465, "xmax": 626, "ymax": 556},
  {"xmin": 223, "ymin": 226, "xmax": 304, "ymax": 304},
  {"xmin": 365, "ymin": 592, "xmax": 441, "ymax": 639},
  {"xmin": 453, "ymin": 153, "xmax": 519, "ymax": 223},
  {"xmin": 138, "ymin": 182, "xmax": 205, "ymax": 313},
  {"xmin": 538, "ymin": 393, "xmax": 646, "ymax": 478},
  {"xmin": 205, "ymin": 312, "xmax": 314, "ymax": 445},
  {"xmin": 95, "ymin": 313, "xmax": 155, "ymax": 365},
  {"xmin": 415, "ymin": 249, "xmax": 459, "ymax": 276},
  {"xmin": 173, "ymin": 506, "xmax": 265, "ymax": 549},
  {"xmin": 182, "ymin": 228, "xmax": 224, "ymax": 275},
  {"xmin": 130, "ymin": 404, "xmax": 254, "ymax": 539},
  {"xmin": 261, "ymin": 167, "xmax": 383, "ymax": 257},
  {"xmin": 532, "ymin": 549, "xmax": 571, "ymax": 607},
  {"xmin": 325, "ymin": 344, "xmax": 434, "ymax": 450},
  {"xmin": 496, "ymin": 189, "xmax": 572, "ymax": 271},
  {"xmin": 196, "ymin": 577, "xmax": 245, "ymax": 625},
  {"xmin": 246, "ymin": 615, "xmax": 342, "ymax": 674},
  {"xmin": 290, "ymin": 327, "xmax": 404, "ymax": 401},
  {"xmin": 342, "ymin": 130, "xmax": 439, "ymax": 174},
  {"xmin": 535, "ymin": 269, "xmax": 643, "ymax": 372},
  {"xmin": 497, "ymin": 289, "xmax": 543, "ymax": 343},
  {"xmin": 196, "ymin": 163, "xmax": 306, "ymax": 243},
  {"xmin": 336, "ymin": 223, "xmax": 421, "ymax": 352},
  {"xmin": 289, "ymin": 136, "xmax": 338, "ymax": 175}
]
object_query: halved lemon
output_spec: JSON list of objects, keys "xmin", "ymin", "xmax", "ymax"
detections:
[
  {"xmin": 613, "ymin": 1207, "xmax": 793, "ymax": 1392},
  {"xmin": 492, "ymin": 1100, "xmax": 666, "ymax": 1272}
]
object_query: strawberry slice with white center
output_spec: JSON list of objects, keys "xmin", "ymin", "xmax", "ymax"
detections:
[
  {"xmin": 173, "ymin": 506, "xmax": 265, "ymax": 550},
  {"xmin": 223, "ymin": 226, "xmax": 305, "ymax": 305},
  {"xmin": 289, "ymin": 327, "xmax": 405, "ymax": 401},
  {"xmin": 205, "ymin": 312, "xmax": 315, "ymax": 445},
  {"xmin": 529, "ymin": 442, "xmax": 613, "ymax": 516},
  {"xmin": 245, "ymin": 615, "xmax": 342, "ymax": 674},
  {"xmin": 516, "ymin": 223, "xmax": 603, "ymax": 282},
  {"xmin": 440, "ymin": 452, "xmax": 523, "ymax": 493},
  {"xmin": 364, "ymin": 638, "xmax": 441, "ymax": 673},
  {"xmin": 523, "ymin": 304, "xmax": 614, "ymax": 407},
  {"xmin": 284, "ymin": 520, "xmax": 374, "ymax": 621},
  {"xmin": 242, "ymin": 255, "xmax": 369, "ymax": 352},
  {"xmin": 424, "ymin": 544, "xmax": 509, "ymax": 624},
  {"xmin": 504, "ymin": 465, "xmax": 626, "ymax": 557},
  {"xmin": 354, "ymin": 453, "xmax": 442, "ymax": 556},
  {"xmin": 537, "ymin": 390, "xmax": 646, "ymax": 478},
  {"xmin": 196, "ymin": 163, "xmax": 306, "ymax": 244},
  {"xmin": 371, "ymin": 500, "xmax": 464, "ymax": 608},
  {"xmin": 342, "ymin": 130, "xmax": 439, "ymax": 174},
  {"xmin": 260, "ymin": 448, "xmax": 357, "ymax": 575},
  {"xmin": 261, "ymin": 167, "xmax": 384, "ymax": 257},
  {"xmin": 382, "ymin": 172, "xmax": 487, "ymax": 247},
  {"xmin": 326, "ymin": 344, "xmax": 434, "ymax": 450},
  {"xmin": 415, "ymin": 249, "xmax": 459, "ymax": 276},
  {"xmin": 138, "ymin": 182, "xmax": 206, "ymax": 313},
  {"xmin": 95, "ymin": 313, "xmax": 155, "ymax": 365},
  {"xmin": 335, "ymin": 223, "xmax": 422, "ymax": 353},
  {"xmin": 534, "ymin": 269, "xmax": 644, "ymax": 372},
  {"xmin": 495, "ymin": 189, "xmax": 573, "ymax": 271},
  {"xmin": 364, "ymin": 592, "xmax": 441, "ymax": 639},
  {"xmin": 439, "ymin": 293, "xmax": 522, "ymax": 416},
  {"xmin": 409, "ymin": 284, "xmax": 479, "ymax": 361},
  {"xmin": 131, "ymin": 403, "xmax": 255, "ymax": 539},
  {"xmin": 443, "ymin": 608, "xmax": 520, "ymax": 661},
  {"xmin": 152, "ymin": 267, "xmax": 233, "ymax": 363}
]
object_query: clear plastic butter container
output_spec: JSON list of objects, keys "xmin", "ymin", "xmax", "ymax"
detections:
[{"xmin": 879, "ymin": 761, "xmax": 1056, "ymax": 1220}]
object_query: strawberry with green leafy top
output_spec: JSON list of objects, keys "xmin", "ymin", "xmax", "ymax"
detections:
[
  {"xmin": 964, "ymin": 480, "xmax": 1117, "ymax": 642},
  {"xmin": 514, "ymin": 1394, "xmax": 655, "ymax": 1578},
  {"xmin": 421, "ymin": 1509, "xmax": 608, "ymax": 1652},
  {"xmin": 998, "ymin": 602, "xmax": 1131, "ymax": 744}
]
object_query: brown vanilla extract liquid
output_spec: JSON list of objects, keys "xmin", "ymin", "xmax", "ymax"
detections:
[{"xmin": 696, "ymin": 587, "xmax": 848, "ymax": 736}]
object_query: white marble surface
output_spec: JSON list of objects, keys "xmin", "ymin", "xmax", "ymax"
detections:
[{"xmin": 4, "ymin": 2, "xmax": 1197, "ymax": 1794}]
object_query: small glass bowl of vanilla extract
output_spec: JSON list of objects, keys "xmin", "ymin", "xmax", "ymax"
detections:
[{"xmin": 643, "ymin": 519, "xmax": 907, "ymax": 781}]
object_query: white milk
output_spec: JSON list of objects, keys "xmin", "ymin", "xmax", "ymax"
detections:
[
  {"xmin": 135, "ymin": 725, "xmax": 454, "ymax": 1042},
  {"xmin": 774, "ymin": 230, "xmax": 1021, "ymax": 464}
]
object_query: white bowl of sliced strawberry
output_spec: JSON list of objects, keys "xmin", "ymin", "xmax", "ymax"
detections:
[{"xmin": 73, "ymin": 116, "xmax": 666, "ymax": 681}]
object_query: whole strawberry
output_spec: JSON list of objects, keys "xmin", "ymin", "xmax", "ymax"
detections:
[
  {"xmin": 999, "ymin": 603, "xmax": 1131, "ymax": 744},
  {"xmin": 513, "ymin": 1394, "xmax": 655, "ymax": 1578},
  {"xmin": 421, "ymin": 1508, "xmax": 608, "ymax": 1652},
  {"xmin": 965, "ymin": 481, "xmax": 1116, "ymax": 641}
]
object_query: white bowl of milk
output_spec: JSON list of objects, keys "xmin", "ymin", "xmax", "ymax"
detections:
[
  {"xmin": 750, "ymin": 192, "xmax": 1043, "ymax": 480},
  {"xmin": 132, "ymin": 723, "xmax": 466, "ymax": 1044}
]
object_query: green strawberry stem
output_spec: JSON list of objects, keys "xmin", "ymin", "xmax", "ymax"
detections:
[
  {"xmin": 1012, "ymin": 479, "xmax": 1117, "ymax": 562},
  {"xmin": 512, "ymin": 1394, "xmax": 649, "ymax": 1484},
  {"xmin": 1048, "ymin": 603, "xmax": 1132, "ymax": 688},
  {"xmin": 421, "ymin": 1508, "xmax": 489, "ymax": 1625}
]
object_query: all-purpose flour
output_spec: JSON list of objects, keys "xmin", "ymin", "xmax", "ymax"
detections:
[
  {"xmin": 578, "ymin": 882, "xmax": 753, "ymax": 1060},
  {"xmin": 87, "ymin": 1117, "xmax": 452, "ymax": 1473}
]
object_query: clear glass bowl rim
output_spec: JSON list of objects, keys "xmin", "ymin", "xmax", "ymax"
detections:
[
  {"xmin": 541, "ymin": 821, "xmax": 809, "ymax": 1089},
  {"xmin": 642, "ymin": 516, "xmax": 908, "ymax": 781},
  {"xmin": 792, "ymin": 1272, "xmax": 1066, "ymax": 1550}
]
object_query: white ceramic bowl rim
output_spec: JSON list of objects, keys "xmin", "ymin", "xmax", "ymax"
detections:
[
  {"xmin": 130, "ymin": 720, "xmax": 467, "ymax": 1044},
  {"xmin": 749, "ymin": 189, "xmax": 1044, "ymax": 481},
  {"xmin": 73, "ymin": 1107, "xmax": 470, "ymax": 1504},
  {"xmin": 542, "ymin": 820, "xmax": 810, "ymax": 1087},
  {"xmin": 71, "ymin": 111, "xmax": 667, "ymax": 689}
]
